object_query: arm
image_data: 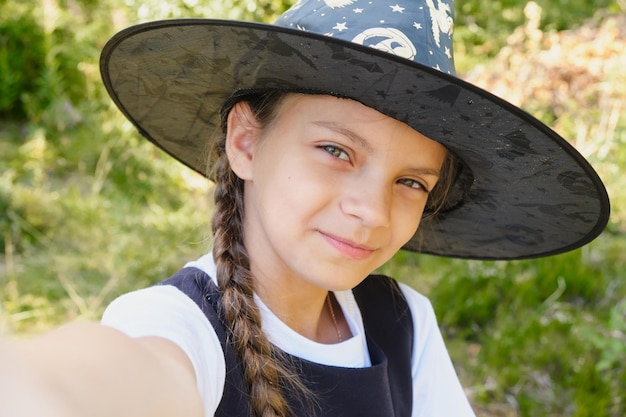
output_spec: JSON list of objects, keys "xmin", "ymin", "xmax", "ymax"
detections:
[{"xmin": 5, "ymin": 322, "xmax": 203, "ymax": 417}]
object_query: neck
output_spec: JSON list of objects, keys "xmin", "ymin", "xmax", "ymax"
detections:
[{"xmin": 254, "ymin": 277, "xmax": 350, "ymax": 344}]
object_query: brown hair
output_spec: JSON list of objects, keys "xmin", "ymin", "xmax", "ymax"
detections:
[
  {"xmin": 210, "ymin": 91, "xmax": 461, "ymax": 417},
  {"xmin": 424, "ymin": 150, "xmax": 463, "ymax": 218}
]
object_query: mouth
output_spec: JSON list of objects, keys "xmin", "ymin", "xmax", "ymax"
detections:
[{"xmin": 319, "ymin": 231, "xmax": 376, "ymax": 260}]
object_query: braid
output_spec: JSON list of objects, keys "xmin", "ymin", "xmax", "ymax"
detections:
[{"xmin": 210, "ymin": 92, "xmax": 313, "ymax": 417}]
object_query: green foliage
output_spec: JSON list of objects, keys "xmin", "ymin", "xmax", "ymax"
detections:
[
  {"xmin": 454, "ymin": 0, "xmax": 624, "ymax": 70},
  {"xmin": 455, "ymin": 0, "xmax": 621, "ymax": 45},
  {"xmin": 120, "ymin": 0, "xmax": 292, "ymax": 22},
  {"xmin": 417, "ymin": 237, "xmax": 626, "ymax": 417},
  {"xmin": 0, "ymin": 6, "xmax": 47, "ymax": 119},
  {"xmin": 0, "ymin": 0, "xmax": 220, "ymax": 333}
]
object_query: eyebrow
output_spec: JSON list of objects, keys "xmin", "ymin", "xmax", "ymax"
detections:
[
  {"xmin": 312, "ymin": 121, "xmax": 441, "ymax": 178},
  {"xmin": 405, "ymin": 167, "xmax": 441, "ymax": 178},
  {"xmin": 312, "ymin": 121, "xmax": 374, "ymax": 153}
]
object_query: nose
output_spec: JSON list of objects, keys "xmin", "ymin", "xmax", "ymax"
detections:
[{"xmin": 340, "ymin": 176, "xmax": 391, "ymax": 228}]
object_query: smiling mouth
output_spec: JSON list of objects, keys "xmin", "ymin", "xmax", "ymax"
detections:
[{"xmin": 320, "ymin": 232, "xmax": 376, "ymax": 260}]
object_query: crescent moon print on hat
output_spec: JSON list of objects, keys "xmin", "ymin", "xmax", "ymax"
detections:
[
  {"xmin": 276, "ymin": 0, "xmax": 455, "ymax": 74},
  {"xmin": 100, "ymin": 0, "xmax": 610, "ymax": 260}
]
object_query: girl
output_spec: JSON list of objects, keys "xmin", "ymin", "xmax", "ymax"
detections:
[{"xmin": 3, "ymin": 0, "xmax": 609, "ymax": 416}]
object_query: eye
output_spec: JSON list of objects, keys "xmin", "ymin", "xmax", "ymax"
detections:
[
  {"xmin": 397, "ymin": 178, "xmax": 429, "ymax": 192},
  {"xmin": 321, "ymin": 144, "xmax": 350, "ymax": 161}
]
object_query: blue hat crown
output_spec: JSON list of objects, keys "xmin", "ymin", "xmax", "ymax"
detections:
[{"xmin": 275, "ymin": 0, "xmax": 456, "ymax": 75}]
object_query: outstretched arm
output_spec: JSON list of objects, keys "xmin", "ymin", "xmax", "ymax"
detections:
[{"xmin": 1, "ymin": 322, "xmax": 203, "ymax": 417}]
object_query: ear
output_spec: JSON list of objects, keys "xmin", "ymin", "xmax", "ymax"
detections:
[{"xmin": 225, "ymin": 101, "xmax": 262, "ymax": 180}]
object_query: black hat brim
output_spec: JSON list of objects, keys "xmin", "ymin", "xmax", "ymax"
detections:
[{"xmin": 100, "ymin": 19, "xmax": 610, "ymax": 260}]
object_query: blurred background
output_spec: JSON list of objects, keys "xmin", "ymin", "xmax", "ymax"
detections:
[{"xmin": 1, "ymin": 0, "xmax": 624, "ymax": 415}]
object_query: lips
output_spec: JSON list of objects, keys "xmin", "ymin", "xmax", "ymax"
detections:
[{"xmin": 320, "ymin": 231, "xmax": 376, "ymax": 260}]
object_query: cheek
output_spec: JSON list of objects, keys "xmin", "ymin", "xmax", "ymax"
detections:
[
  {"xmin": 391, "ymin": 201, "xmax": 426, "ymax": 244},
  {"xmin": 256, "ymin": 163, "xmax": 332, "ymax": 222}
]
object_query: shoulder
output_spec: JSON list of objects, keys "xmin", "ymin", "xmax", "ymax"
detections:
[
  {"xmin": 393, "ymin": 284, "xmax": 476, "ymax": 417},
  {"xmin": 354, "ymin": 276, "xmax": 440, "ymax": 360},
  {"xmin": 102, "ymin": 284, "xmax": 226, "ymax": 417},
  {"xmin": 396, "ymin": 282, "xmax": 438, "ymax": 326}
]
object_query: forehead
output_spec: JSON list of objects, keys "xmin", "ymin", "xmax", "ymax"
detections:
[{"xmin": 269, "ymin": 94, "xmax": 447, "ymax": 169}]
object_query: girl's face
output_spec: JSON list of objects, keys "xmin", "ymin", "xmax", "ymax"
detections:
[{"xmin": 227, "ymin": 94, "xmax": 446, "ymax": 293}]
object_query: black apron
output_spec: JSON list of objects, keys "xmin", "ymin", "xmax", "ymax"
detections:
[{"xmin": 161, "ymin": 267, "xmax": 413, "ymax": 417}]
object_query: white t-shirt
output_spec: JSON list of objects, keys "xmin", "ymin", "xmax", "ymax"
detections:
[{"xmin": 101, "ymin": 254, "xmax": 475, "ymax": 417}]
